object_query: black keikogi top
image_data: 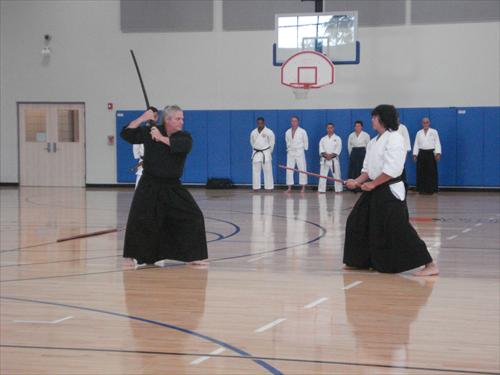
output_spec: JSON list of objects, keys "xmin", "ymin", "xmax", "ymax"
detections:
[{"xmin": 120, "ymin": 125, "xmax": 192, "ymax": 179}]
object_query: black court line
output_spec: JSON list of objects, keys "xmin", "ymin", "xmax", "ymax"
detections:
[
  {"xmin": 0, "ymin": 296, "xmax": 282, "ymax": 375},
  {"xmin": 0, "ymin": 344, "xmax": 496, "ymax": 375}
]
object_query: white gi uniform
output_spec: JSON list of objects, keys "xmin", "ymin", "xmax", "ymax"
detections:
[
  {"xmin": 413, "ymin": 128, "xmax": 442, "ymax": 156},
  {"xmin": 132, "ymin": 144, "xmax": 144, "ymax": 189},
  {"xmin": 347, "ymin": 130, "xmax": 370, "ymax": 155},
  {"xmin": 363, "ymin": 131, "xmax": 406, "ymax": 201},
  {"xmin": 318, "ymin": 134, "xmax": 343, "ymax": 193},
  {"xmin": 285, "ymin": 127, "xmax": 309, "ymax": 186},
  {"xmin": 250, "ymin": 127, "xmax": 275, "ymax": 190},
  {"xmin": 397, "ymin": 123, "xmax": 412, "ymax": 152}
]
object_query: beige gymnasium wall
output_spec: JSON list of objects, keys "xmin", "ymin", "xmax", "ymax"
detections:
[{"xmin": 1, "ymin": 0, "xmax": 499, "ymax": 183}]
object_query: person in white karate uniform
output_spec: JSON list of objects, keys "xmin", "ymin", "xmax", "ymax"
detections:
[
  {"xmin": 250, "ymin": 117, "xmax": 275, "ymax": 191},
  {"xmin": 132, "ymin": 144, "xmax": 144, "ymax": 189},
  {"xmin": 285, "ymin": 116, "xmax": 309, "ymax": 193},
  {"xmin": 132, "ymin": 108, "xmax": 158, "ymax": 189},
  {"xmin": 318, "ymin": 123, "xmax": 343, "ymax": 193},
  {"xmin": 396, "ymin": 117, "xmax": 411, "ymax": 183},
  {"xmin": 413, "ymin": 117, "xmax": 442, "ymax": 194},
  {"xmin": 347, "ymin": 120, "xmax": 371, "ymax": 181}
]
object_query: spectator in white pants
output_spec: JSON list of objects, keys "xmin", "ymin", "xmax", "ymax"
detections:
[
  {"xmin": 285, "ymin": 116, "xmax": 309, "ymax": 193},
  {"xmin": 250, "ymin": 117, "xmax": 275, "ymax": 191},
  {"xmin": 318, "ymin": 123, "xmax": 343, "ymax": 193},
  {"xmin": 132, "ymin": 144, "xmax": 144, "ymax": 189}
]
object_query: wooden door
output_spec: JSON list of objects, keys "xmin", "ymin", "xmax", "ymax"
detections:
[{"xmin": 19, "ymin": 103, "xmax": 85, "ymax": 187}]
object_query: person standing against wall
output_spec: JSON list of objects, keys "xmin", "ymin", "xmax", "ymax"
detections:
[
  {"xmin": 413, "ymin": 117, "xmax": 442, "ymax": 194},
  {"xmin": 396, "ymin": 115, "xmax": 412, "ymax": 185},
  {"xmin": 318, "ymin": 123, "xmax": 343, "ymax": 193},
  {"xmin": 285, "ymin": 116, "xmax": 309, "ymax": 193},
  {"xmin": 132, "ymin": 107, "xmax": 158, "ymax": 189},
  {"xmin": 347, "ymin": 120, "xmax": 370, "ymax": 180},
  {"xmin": 250, "ymin": 117, "xmax": 275, "ymax": 191}
]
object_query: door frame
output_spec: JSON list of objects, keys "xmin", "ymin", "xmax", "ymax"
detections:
[{"xmin": 17, "ymin": 101, "xmax": 87, "ymax": 186}]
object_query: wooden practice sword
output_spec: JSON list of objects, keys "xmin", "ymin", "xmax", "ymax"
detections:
[{"xmin": 278, "ymin": 164, "xmax": 346, "ymax": 184}]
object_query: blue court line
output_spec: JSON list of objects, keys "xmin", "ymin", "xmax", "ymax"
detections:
[
  {"xmin": 0, "ymin": 211, "xmax": 323, "ymax": 282},
  {"xmin": 1, "ymin": 296, "xmax": 283, "ymax": 375},
  {"xmin": 0, "ymin": 216, "xmax": 238, "ymax": 254},
  {"xmin": 0, "ymin": 344, "xmax": 495, "ymax": 375}
]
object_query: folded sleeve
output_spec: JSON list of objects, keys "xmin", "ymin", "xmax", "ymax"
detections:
[
  {"xmin": 170, "ymin": 132, "xmax": 193, "ymax": 154},
  {"xmin": 120, "ymin": 125, "xmax": 148, "ymax": 145}
]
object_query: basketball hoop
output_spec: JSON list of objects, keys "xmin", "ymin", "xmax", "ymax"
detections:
[
  {"xmin": 292, "ymin": 86, "xmax": 311, "ymax": 100},
  {"xmin": 280, "ymin": 51, "xmax": 334, "ymax": 99}
]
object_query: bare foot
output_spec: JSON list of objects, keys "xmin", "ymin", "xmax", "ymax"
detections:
[
  {"xmin": 122, "ymin": 258, "xmax": 136, "ymax": 269},
  {"xmin": 284, "ymin": 187, "xmax": 292, "ymax": 194},
  {"xmin": 188, "ymin": 259, "xmax": 209, "ymax": 266},
  {"xmin": 343, "ymin": 264, "xmax": 359, "ymax": 270},
  {"xmin": 132, "ymin": 259, "xmax": 151, "ymax": 270},
  {"xmin": 300, "ymin": 186, "xmax": 306, "ymax": 193},
  {"xmin": 412, "ymin": 262, "xmax": 439, "ymax": 276}
]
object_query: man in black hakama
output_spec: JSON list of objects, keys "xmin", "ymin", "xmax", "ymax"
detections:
[
  {"xmin": 121, "ymin": 106, "xmax": 208, "ymax": 267},
  {"xmin": 413, "ymin": 117, "xmax": 442, "ymax": 194},
  {"xmin": 347, "ymin": 120, "xmax": 370, "ymax": 181},
  {"xmin": 344, "ymin": 105, "xmax": 438, "ymax": 276}
]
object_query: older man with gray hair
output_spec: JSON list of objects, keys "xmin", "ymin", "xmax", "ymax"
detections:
[{"xmin": 120, "ymin": 105, "xmax": 208, "ymax": 268}]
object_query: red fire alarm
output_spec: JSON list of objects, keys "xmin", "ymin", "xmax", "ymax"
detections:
[{"xmin": 107, "ymin": 102, "xmax": 113, "ymax": 110}]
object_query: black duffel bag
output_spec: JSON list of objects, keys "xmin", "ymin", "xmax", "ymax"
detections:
[{"xmin": 206, "ymin": 178, "xmax": 233, "ymax": 189}]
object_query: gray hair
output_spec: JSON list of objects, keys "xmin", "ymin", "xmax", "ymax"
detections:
[{"xmin": 162, "ymin": 105, "xmax": 183, "ymax": 123}]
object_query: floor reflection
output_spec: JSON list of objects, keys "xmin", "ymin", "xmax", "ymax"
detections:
[{"xmin": 344, "ymin": 273, "xmax": 435, "ymax": 368}]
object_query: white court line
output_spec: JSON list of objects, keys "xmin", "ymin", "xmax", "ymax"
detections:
[
  {"xmin": 342, "ymin": 281, "xmax": 363, "ymax": 290},
  {"xmin": 14, "ymin": 316, "xmax": 73, "ymax": 324},
  {"xmin": 447, "ymin": 235, "xmax": 458, "ymax": 240},
  {"xmin": 475, "ymin": 223, "xmax": 482, "ymax": 227},
  {"xmin": 247, "ymin": 254, "xmax": 271, "ymax": 263},
  {"xmin": 254, "ymin": 318, "xmax": 286, "ymax": 333},
  {"xmin": 304, "ymin": 297, "xmax": 328, "ymax": 309},
  {"xmin": 462, "ymin": 228, "xmax": 471, "ymax": 233},
  {"xmin": 190, "ymin": 347, "xmax": 226, "ymax": 365}
]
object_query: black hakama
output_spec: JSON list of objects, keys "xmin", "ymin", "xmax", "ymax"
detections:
[
  {"xmin": 121, "ymin": 124, "xmax": 208, "ymax": 264},
  {"xmin": 343, "ymin": 180, "xmax": 433, "ymax": 273},
  {"xmin": 123, "ymin": 174, "xmax": 208, "ymax": 263},
  {"xmin": 348, "ymin": 147, "xmax": 366, "ymax": 180},
  {"xmin": 416, "ymin": 149, "xmax": 438, "ymax": 193}
]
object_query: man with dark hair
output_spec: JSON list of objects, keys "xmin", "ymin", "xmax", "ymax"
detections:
[
  {"xmin": 121, "ymin": 105, "xmax": 208, "ymax": 268},
  {"xmin": 413, "ymin": 117, "xmax": 441, "ymax": 194},
  {"xmin": 344, "ymin": 105, "xmax": 438, "ymax": 276},
  {"xmin": 285, "ymin": 115, "xmax": 309, "ymax": 193},
  {"xmin": 250, "ymin": 117, "xmax": 275, "ymax": 190},
  {"xmin": 347, "ymin": 120, "xmax": 370, "ymax": 181}
]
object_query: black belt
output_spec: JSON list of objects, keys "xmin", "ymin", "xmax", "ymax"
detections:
[
  {"xmin": 142, "ymin": 172, "xmax": 181, "ymax": 186},
  {"xmin": 379, "ymin": 175, "xmax": 403, "ymax": 188},
  {"xmin": 252, "ymin": 147, "xmax": 271, "ymax": 163}
]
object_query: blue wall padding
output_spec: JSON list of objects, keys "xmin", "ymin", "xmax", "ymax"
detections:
[
  {"xmin": 116, "ymin": 106, "xmax": 500, "ymax": 187},
  {"xmin": 483, "ymin": 107, "xmax": 500, "ymax": 186}
]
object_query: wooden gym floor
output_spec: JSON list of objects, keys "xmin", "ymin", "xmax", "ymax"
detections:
[{"xmin": 0, "ymin": 186, "xmax": 499, "ymax": 374}]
